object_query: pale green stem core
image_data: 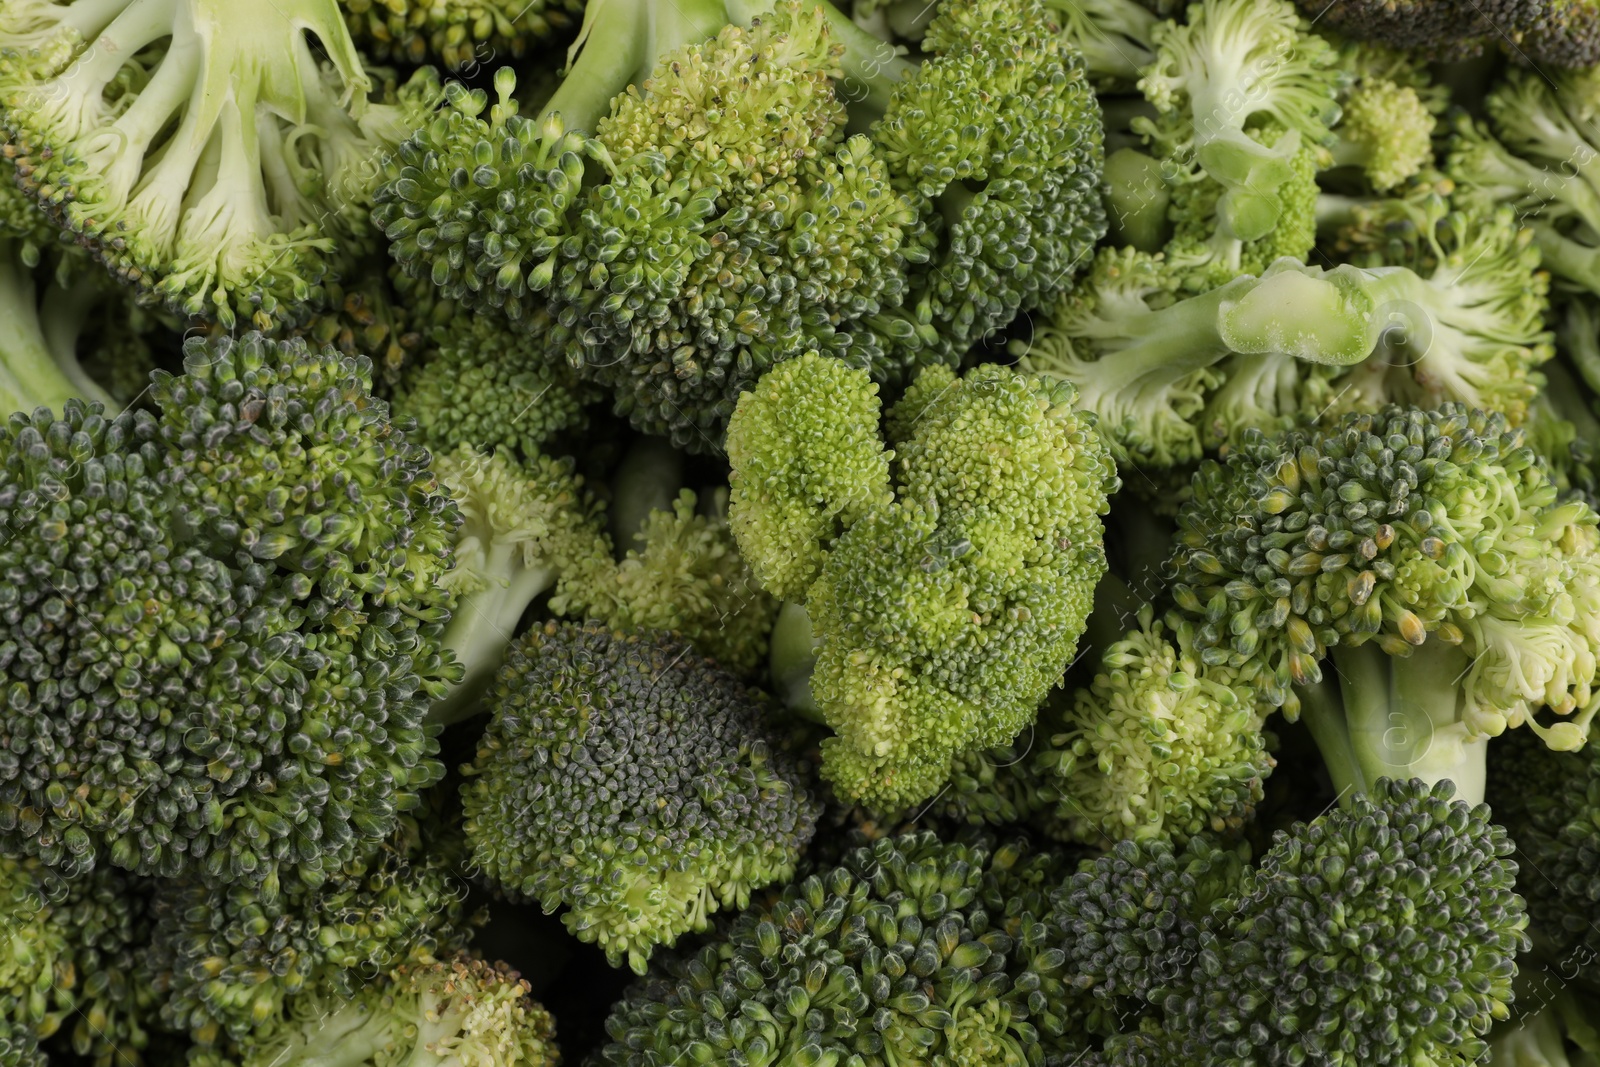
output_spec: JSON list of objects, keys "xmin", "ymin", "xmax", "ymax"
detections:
[
  {"xmin": 428, "ymin": 554, "xmax": 559, "ymax": 726},
  {"xmin": 607, "ymin": 439, "xmax": 684, "ymax": 555},
  {"xmin": 0, "ymin": 245, "xmax": 99, "ymax": 416},
  {"xmin": 770, "ymin": 601, "xmax": 821, "ymax": 718},
  {"xmin": 1311, "ymin": 641, "xmax": 1488, "ymax": 806}
]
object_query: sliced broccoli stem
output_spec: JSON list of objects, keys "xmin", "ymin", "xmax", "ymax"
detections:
[
  {"xmin": 1326, "ymin": 641, "xmax": 1488, "ymax": 804},
  {"xmin": 0, "ymin": 244, "xmax": 106, "ymax": 415},
  {"xmin": 769, "ymin": 600, "xmax": 821, "ymax": 717}
]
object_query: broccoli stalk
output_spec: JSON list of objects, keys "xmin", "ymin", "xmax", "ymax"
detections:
[{"xmin": 0, "ymin": 240, "xmax": 113, "ymax": 414}]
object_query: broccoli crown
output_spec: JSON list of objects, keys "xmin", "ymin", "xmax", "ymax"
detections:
[
  {"xmin": 1169, "ymin": 404, "xmax": 1600, "ymax": 737},
  {"xmin": 393, "ymin": 306, "xmax": 599, "ymax": 462},
  {"xmin": 0, "ymin": 333, "xmax": 458, "ymax": 890},
  {"xmin": 804, "ymin": 363, "xmax": 1117, "ymax": 809},
  {"xmin": 1039, "ymin": 606, "xmax": 1276, "ymax": 847},
  {"xmin": 219, "ymin": 953, "xmax": 559, "ymax": 1067},
  {"xmin": 341, "ymin": 0, "xmax": 585, "ymax": 67},
  {"xmin": 0, "ymin": 0, "xmax": 443, "ymax": 329},
  {"xmin": 1327, "ymin": 74, "xmax": 1438, "ymax": 194},
  {"xmin": 1167, "ymin": 778, "xmax": 1527, "ymax": 1067},
  {"xmin": 1487, "ymin": 729, "xmax": 1600, "ymax": 981},
  {"xmin": 0, "ymin": 853, "xmax": 155, "ymax": 1067},
  {"xmin": 596, "ymin": 832, "xmax": 1086, "ymax": 1066},
  {"xmin": 724, "ymin": 350, "xmax": 895, "ymax": 602},
  {"xmin": 1523, "ymin": 0, "xmax": 1600, "ymax": 66},
  {"xmin": 1049, "ymin": 833, "xmax": 1245, "ymax": 1014},
  {"xmin": 378, "ymin": 0, "xmax": 1105, "ymax": 449},
  {"xmin": 460, "ymin": 621, "xmax": 821, "ymax": 973}
]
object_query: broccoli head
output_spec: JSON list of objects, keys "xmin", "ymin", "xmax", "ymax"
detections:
[
  {"xmin": 1037, "ymin": 605, "xmax": 1276, "ymax": 847},
  {"xmin": 146, "ymin": 803, "xmax": 480, "ymax": 1048},
  {"xmin": 460, "ymin": 621, "xmax": 821, "ymax": 973},
  {"xmin": 596, "ymin": 832, "xmax": 1087, "ymax": 1066},
  {"xmin": 376, "ymin": 0, "xmax": 1106, "ymax": 449},
  {"xmin": 1168, "ymin": 405, "xmax": 1600, "ymax": 801},
  {"xmin": 209, "ymin": 953, "xmax": 560, "ymax": 1067},
  {"xmin": 1321, "ymin": 41, "xmax": 1443, "ymax": 195},
  {"xmin": 0, "ymin": 854, "xmax": 155, "ymax": 1067},
  {"xmin": 727, "ymin": 354, "xmax": 1118, "ymax": 810},
  {"xmin": 1292, "ymin": 0, "xmax": 1546, "ymax": 62},
  {"xmin": 0, "ymin": 333, "xmax": 460, "ymax": 891},
  {"xmin": 0, "ymin": 0, "xmax": 444, "ymax": 329}
]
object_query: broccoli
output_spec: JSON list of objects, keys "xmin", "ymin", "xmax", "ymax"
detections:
[
  {"xmin": 341, "ymin": 0, "xmax": 586, "ymax": 68},
  {"xmin": 726, "ymin": 353, "xmax": 1118, "ymax": 810},
  {"xmin": 1044, "ymin": 0, "xmax": 1163, "ymax": 88},
  {"xmin": 0, "ymin": 853, "xmax": 155, "ymax": 1067},
  {"xmin": 1487, "ymin": 729, "xmax": 1600, "ymax": 988},
  {"xmin": 459, "ymin": 621, "xmax": 821, "ymax": 973},
  {"xmin": 0, "ymin": 237, "xmax": 118, "ymax": 415},
  {"xmin": 0, "ymin": 0, "xmax": 443, "ymax": 328},
  {"xmin": 0, "ymin": 332, "xmax": 460, "ymax": 891},
  {"xmin": 1166, "ymin": 405, "xmax": 1600, "ymax": 803},
  {"xmin": 1321, "ymin": 40, "xmax": 1443, "ymax": 194},
  {"xmin": 1035, "ymin": 601, "xmax": 1277, "ymax": 847},
  {"xmin": 1292, "ymin": 0, "xmax": 1595, "ymax": 66},
  {"xmin": 595, "ymin": 832, "xmax": 1087, "ymax": 1066},
  {"xmin": 1014, "ymin": 250, "xmax": 1394, "ymax": 469},
  {"xmin": 376, "ymin": 0, "xmax": 1107, "ymax": 448},
  {"xmin": 1486, "ymin": 987, "xmax": 1600, "ymax": 1067},
  {"xmin": 200, "ymin": 954, "xmax": 560, "ymax": 1067},
  {"xmin": 1133, "ymin": 0, "xmax": 1342, "ymax": 244},
  {"xmin": 1135, "ymin": 778, "xmax": 1528, "ymax": 1067},
  {"xmin": 145, "ymin": 799, "xmax": 480, "ymax": 1048},
  {"xmin": 1449, "ymin": 68, "xmax": 1600, "ymax": 301}
]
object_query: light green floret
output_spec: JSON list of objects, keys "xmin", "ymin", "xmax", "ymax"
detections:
[
  {"xmin": 217, "ymin": 955, "xmax": 560, "ymax": 1067},
  {"xmin": 724, "ymin": 350, "xmax": 894, "ymax": 602},
  {"xmin": 1016, "ymin": 248, "xmax": 1386, "ymax": 470},
  {"xmin": 1327, "ymin": 78, "xmax": 1437, "ymax": 193},
  {"xmin": 817, "ymin": 367, "xmax": 1116, "ymax": 808},
  {"xmin": 341, "ymin": 0, "xmax": 585, "ymax": 68},
  {"xmin": 1038, "ymin": 605, "xmax": 1275, "ymax": 847},
  {"xmin": 0, "ymin": 0, "xmax": 443, "ymax": 329},
  {"xmin": 1135, "ymin": 0, "xmax": 1343, "ymax": 242}
]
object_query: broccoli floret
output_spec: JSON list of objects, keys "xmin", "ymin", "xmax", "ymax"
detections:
[
  {"xmin": 1036, "ymin": 604, "xmax": 1276, "ymax": 847},
  {"xmin": 209, "ymin": 954, "xmax": 560, "ymax": 1067},
  {"xmin": 1015, "ymin": 249, "xmax": 1391, "ymax": 469},
  {"xmin": 727, "ymin": 354, "xmax": 1118, "ymax": 810},
  {"xmin": 341, "ymin": 0, "xmax": 585, "ymax": 68},
  {"xmin": 0, "ymin": 332, "xmax": 460, "ymax": 891},
  {"xmin": 1043, "ymin": 0, "xmax": 1163, "ymax": 88},
  {"xmin": 1134, "ymin": 0, "xmax": 1342, "ymax": 243},
  {"xmin": 0, "ymin": 854, "xmax": 155, "ymax": 1067},
  {"xmin": 377, "ymin": 0, "xmax": 1106, "ymax": 449},
  {"xmin": 1154, "ymin": 778, "xmax": 1528, "ymax": 1067},
  {"xmin": 1450, "ymin": 69, "xmax": 1600, "ymax": 301},
  {"xmin": 595, "ymin": 832, "xmax": 1087, "ymax": 1065},
  {"xmin": 1167, "ymin": 405, "xmax": 1600, "ymax": 801},
  {"xmin": 1322, "ymin": 40, "xmax": 1442, "ymax": 194},
  {"xmin": 460, "ymin": 621, "xmax": 820, "ymax": 973},
  {"xmin": 146, "ymin": 806, "xmax": 480, "ymax": 1047},
  {"xmin": 1487, "ymin": 729, "xmax": 1600, "ymax": 987},
  {"xmin": 1291, "ymin": 0, "xmax": 1545, "ymax": 61},
  {"xmin": 393, "ymin": 307, "xmax": 599, "ymax": 461},
  {"xmin": 0, "ymin": 0, "xmax": 443, "ymax": 329}
]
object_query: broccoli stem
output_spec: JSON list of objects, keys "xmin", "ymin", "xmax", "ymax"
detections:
[
  {"xmin": 1532, "ymin": 226, "xmax": 1600, "ymax": 296},
  {"xmin": 539, "ymin": 0, "xmax": 748, "ymax": 133},
  {"xmin": 0, "ymin": 244, "xmax": 108, "ymax": 415},
  {"xmin": 38, "ymin": 277, "xmax": 121, "ymax": 410},
  {"xmin": 1314, "ymin": 641, "xmax": 1488, "ymax": 804},
  {"xmin": 769, "ymin": 601, "xmax": 821, "ymax": 717},
  {"xmin": 607, "ymin": 439, "xmax": 684, "ymax": 555},
  {"xmin": 430, "ymin": 553, "xmax": 561, "ymax": 726}
]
